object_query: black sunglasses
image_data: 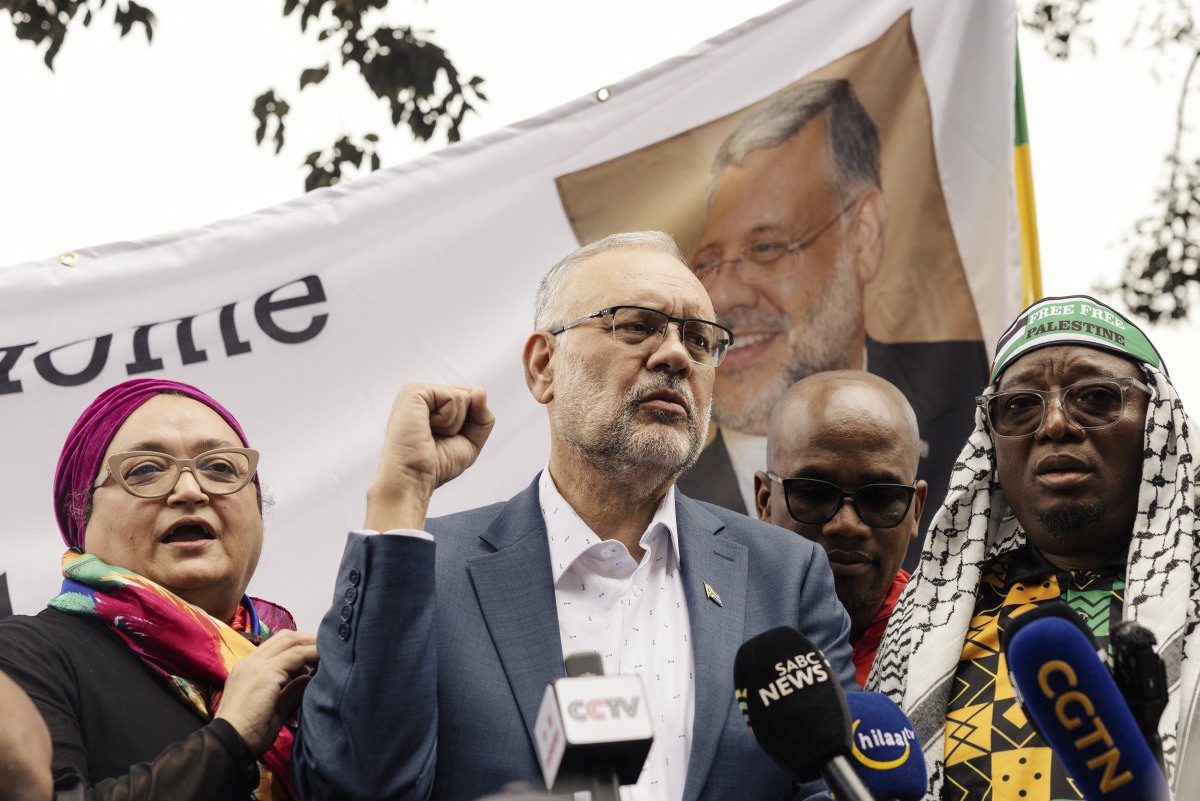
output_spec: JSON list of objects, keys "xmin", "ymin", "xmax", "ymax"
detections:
[{"xmin": 766, "ymin": 473, "xmax": 917, "ymax": 528}]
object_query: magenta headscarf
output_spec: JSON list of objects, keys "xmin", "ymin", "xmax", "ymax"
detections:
[{"xmin": 54, "ymin": 378, "xmax": 255, "ymax": 550}]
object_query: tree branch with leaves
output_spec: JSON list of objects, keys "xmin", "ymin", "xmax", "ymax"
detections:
[
  {"xmin": 255, "ymin": 0, "xmax": 486, "ymax": 191},
  {"xmin": 1023, "ymin": 0, "xmax": 1200, "ymax": 322},
  {"xmin": 2, "ymin": 0, "xmax": 485, "ymax": 191}
]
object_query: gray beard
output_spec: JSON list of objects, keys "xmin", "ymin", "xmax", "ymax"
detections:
[
  {"xmin": 553, "ymin": 357, "xmax": 710, "ymax": 487},
  {"xmin": 572, "ymin": 402, "xmax": 707, "ymax": 487}
]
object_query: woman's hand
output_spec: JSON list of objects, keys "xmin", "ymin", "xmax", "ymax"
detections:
[{"xmin": 215, "ymin": 630, "xmax": 318, "ymax": 756}]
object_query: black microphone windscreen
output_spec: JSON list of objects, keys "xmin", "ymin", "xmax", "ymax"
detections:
[
  {"xmin": 1110, "ymin": 620, "xmax": 1168, "ymax": 768},
  {"xmin": 733, "ymin": 626, "xmax": 851, "ymax": 783},
  {"xmin": 1111, "ymin": 621, "xmax": 1166, "ymax": 700}
]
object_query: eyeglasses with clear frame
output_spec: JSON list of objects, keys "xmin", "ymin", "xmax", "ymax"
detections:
[
  {"xmin": 689, "ymin": 194, "xmax": 862, "ymax": 288},
  {"xmin": 93, "ymin": 448, "xmax": 260, "ymax": 499},
  {"xmin": 979, "ymin": 377, "xmax": 1152, "ymax": 439},
  {"xmin": 548, "ymin": 305, "xmax": 735, "ymax": 367},
  {"xmin": 766, "ymin": 472, "xmax": 917, "ymax": 528}
]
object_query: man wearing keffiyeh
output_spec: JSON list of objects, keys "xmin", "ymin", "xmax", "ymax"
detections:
[{"xmin": 869, "ymin": 295, "xmax": 1199, "ymax": 800}]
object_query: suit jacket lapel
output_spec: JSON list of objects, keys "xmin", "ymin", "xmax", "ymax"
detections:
[
  {"xmin": 676, "ymin": 495, "xmax": 748, "ymax": 801},
  {"xmin": 467, "ymin": 479, "xmax": 565, "ymax": 744}
]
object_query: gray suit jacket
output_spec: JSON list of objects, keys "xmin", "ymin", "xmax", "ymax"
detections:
[{"xmin": 293, "ymin": 476, "xmax": 856, "ymax": 801}]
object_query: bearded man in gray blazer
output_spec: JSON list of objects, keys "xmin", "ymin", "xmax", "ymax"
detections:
[{"xmin": 293, "ymin": 231, "xmax": 856, "ymax": 801}]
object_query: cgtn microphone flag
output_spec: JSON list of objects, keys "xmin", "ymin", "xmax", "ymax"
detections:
[{"xmin": 0, "ymin": 0, "xmax": 1020, "ymax": 626}]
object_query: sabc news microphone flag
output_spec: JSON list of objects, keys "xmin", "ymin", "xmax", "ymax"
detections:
[{"xmin": 0, "ymin": 0, "xmax": 1023, "ymax": 626}]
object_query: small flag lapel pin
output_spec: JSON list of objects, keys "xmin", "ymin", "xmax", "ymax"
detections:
[{"xmin": 704, "ymin": 582, "xmax": 723, "ymax": 607}]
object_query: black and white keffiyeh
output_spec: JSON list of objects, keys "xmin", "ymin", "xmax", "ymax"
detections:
[{"xmin": 868, "ymin": 364, "xmax": 1199, "ymax": 799}]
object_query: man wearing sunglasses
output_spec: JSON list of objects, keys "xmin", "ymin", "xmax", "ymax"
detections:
[
  {"xmin": 753, "ymin": 371, "xmax": 926, "ymax": 687},
  {"xmin": 872, "ymin": 296, "xmax": 1200, "ymax": 800},
  {"xmin": 296, "ymin": 231, "xmax": 858, "ymax": 801}
]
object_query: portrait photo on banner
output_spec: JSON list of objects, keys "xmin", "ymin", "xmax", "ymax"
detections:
[{"xmin": 555, "ymin": 12, "xmax": 989, "ymax": 563}]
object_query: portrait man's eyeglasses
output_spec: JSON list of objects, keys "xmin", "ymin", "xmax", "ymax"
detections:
[
  {"xmin": 689, "ymin": 194, "xmax": 862, "ymax": 288},
  {"xmin": 979, "ymin": 377, "xmax": 1151, "ymax": 439},
  {"xmin": 548, "ymin": 305, "xmax": 734, "ymax": 367},
  {"xmin": 766, "ymin": 472, "xmax": 917, "ymax": 528},
  {"xmin": 94, "ymin": 447, "xmax": 260, "ymax": 499}
]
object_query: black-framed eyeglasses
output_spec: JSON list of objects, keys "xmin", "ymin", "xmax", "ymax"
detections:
[
  {"xmin": 548, "ymin": 305, "xmax": 735, "ymax": 367},
  {"xmin": 94, "ymin": 448, "xmax": 260, "ymax": 499},
  {"xmin": 979, "ymin": 377, "xmax": 1152, "ymax": 439},
  {"xmin": 766, "ymin": 472, "xmax": 917, "ymax": 528},
  {"xmin": 689, "ymin": 194, "xmax": 862, "ymax": 288}
]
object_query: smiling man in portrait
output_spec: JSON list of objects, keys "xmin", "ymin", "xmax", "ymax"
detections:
[{"xmin": 676, "ymin": 79, "xmax": 987, "ymax": 568}]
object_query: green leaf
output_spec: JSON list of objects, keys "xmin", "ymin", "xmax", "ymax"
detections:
[
  {"xmin": 113, "ymin": 2, "xmax": 155, "ymax": 42},
  {"xmin": 252, "ymin": 92, "xmax": 272, "ymax": 146},
  {"xmin": 44, "ymin": 28, "xmax": 64, "ymax": 71},
  {"xmin": 251, "ymin": 89, "xmax": 289, "ymax": 151},
  {"xmin": 273, "ymin": 117, "xmax": 286, "ymax": 154},
  {"xmin": 299, "ymin": 65, "xmax": 330, "ymax": 90}
]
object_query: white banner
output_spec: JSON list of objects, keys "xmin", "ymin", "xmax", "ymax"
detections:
[{"xmin": 0, "ymin": 0, "xmax": 1019, "ymax": 628}]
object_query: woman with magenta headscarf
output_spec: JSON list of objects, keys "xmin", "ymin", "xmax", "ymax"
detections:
[{"xmin": 0, "ymin": 378, "xmax": 316, "ymax": 800}]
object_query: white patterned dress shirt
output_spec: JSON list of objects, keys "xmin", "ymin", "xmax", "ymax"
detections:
[{"xmin": 540, "ymin": 467, "xmax": 696, "ymax": 801}]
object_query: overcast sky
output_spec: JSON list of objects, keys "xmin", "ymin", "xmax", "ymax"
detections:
[{"xmin": 1, "ymin": 0, "xmax": 1195, "ymax": 402}]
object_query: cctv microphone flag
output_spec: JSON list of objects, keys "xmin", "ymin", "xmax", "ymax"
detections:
[{"xmin": 533, "ymin": 656, "xmax": 653, "ymax": 795}]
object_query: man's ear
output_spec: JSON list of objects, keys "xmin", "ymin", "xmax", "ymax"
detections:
[
  {"xmin": 849, "ymin": 185, "xmax": 887, "ymax": 285},
  {"xmin": 753, "ymin": 470, "xmax": 773, "ymax": 523},
  {"xmin": 908, "ymin": 479, "xmax": 929, "ymax": 543},
  {"xmin": 523, "ymin": 332, "xmax": 555, "ymax": 405}
]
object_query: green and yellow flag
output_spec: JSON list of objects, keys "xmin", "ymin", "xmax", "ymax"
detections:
[{"xmin": 1014, "ymin": 44, "xmax": 1043, "ymax": 306}]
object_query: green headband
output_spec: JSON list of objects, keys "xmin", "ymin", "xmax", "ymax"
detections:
[{"xmin": 990, "ymin": 295, "xmax": 1165, "ymax": 384}]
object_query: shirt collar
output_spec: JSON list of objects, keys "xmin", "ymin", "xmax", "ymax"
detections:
[
  {"xmin": 538, "ymin": 466, "xmax": 680, "ymax": 585},
  {"xmin": 1007, "ymin": 540, "xmax": 1128, "ymax": 586}
]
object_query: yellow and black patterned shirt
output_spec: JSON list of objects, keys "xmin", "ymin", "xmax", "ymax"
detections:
[{"xmin": 943, "ymin": 544, "xmax": 1125, "ymax": 801}]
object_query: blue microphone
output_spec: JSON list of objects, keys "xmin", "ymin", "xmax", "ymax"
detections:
[
  {"xmin": 844, "ymin": 692, "xmax": 926, "ymax": 801},
  {"xmin": 1004, "ymin": 603, "xmax": 1169, "ymax": 801}
]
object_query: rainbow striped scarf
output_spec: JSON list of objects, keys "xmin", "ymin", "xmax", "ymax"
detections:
[{"xmin": 50, "ymin": 550, "xmax": 298, "ymax": 800}]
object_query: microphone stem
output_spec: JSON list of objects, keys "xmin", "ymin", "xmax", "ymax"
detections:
[
  {"xmin": 823, "ymin": 755, "xmax": 877, "ymax": 801},
  {"xmin": 589, "ymin": 771, "xmax": 621, "ymax": 801}
]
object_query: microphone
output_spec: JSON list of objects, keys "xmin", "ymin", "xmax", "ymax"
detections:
[
  {"xmin": 1110, "ymin": 620, "xmax": 1167, "ymax": 770},
  {"xmin": 532, "ymin": 652, "xmax": 653, "ymax": 801},
  {"xmin": 844, "ymin": 692, "xmax": 927, "ymax": 801},
  {"xmin": 1003, "ymin": 602, "xmax": 1169, "ymax": 801},
  {"xmin": 733, "ymin": 626, "xmax": 875, "ymax": 801}
]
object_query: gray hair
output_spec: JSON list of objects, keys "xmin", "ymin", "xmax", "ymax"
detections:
[
  {"xmin": 709, "ymin": 79, "xmax": 880, "ymax": 207},
  {"xmin": 533, "ymin": 231, "xmax": 687, "ymax": 330}
]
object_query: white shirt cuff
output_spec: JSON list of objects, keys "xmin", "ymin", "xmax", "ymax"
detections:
[{"xmin": 351, "ymin": 528, "xmax": 433, "ymax": 542}]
